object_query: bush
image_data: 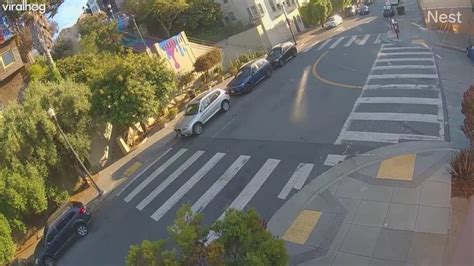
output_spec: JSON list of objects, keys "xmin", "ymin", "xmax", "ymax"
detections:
[
  {"xmin": 194, "ymin": 49, "xmax": 222, "ymax": 73},
  {"xmin": 450, "ymin": 149, "xmax": 474, "ymax": 181},
  {"xmin": 178, "ymin": 71, "xmax": 195, "ymax": 89},
  {"xmin": 167, "ymin": 107, "xmax": 178, "ymax": 121},
  {"xmin": 0, "ymin": 214, "xmax": 16, "ymax": 265},
  {"xmin": 229, "ymin": 50, "xmax": 267, "ymax": 75},
  {"xmin": 462, "ymin": 85, "xmax": 474, "ymax": 146}
]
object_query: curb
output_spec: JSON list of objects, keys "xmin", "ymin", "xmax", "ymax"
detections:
[
  {"xmin": 437, "ymin": 43, "xmax": 467, "ymax": 53},
  {"xmin": 267, "ymin": 141, "xmax": 458, "ymax": 237}
]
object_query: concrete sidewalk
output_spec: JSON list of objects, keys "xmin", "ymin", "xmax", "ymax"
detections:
[{"xmin": 267, "ymin": 141, "xmax": 469, "ymax": 265}]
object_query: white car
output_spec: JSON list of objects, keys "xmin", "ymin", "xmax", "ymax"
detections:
[{"xmin": 325, "ymin": 15, "xmax": 343, "ymax": 28}]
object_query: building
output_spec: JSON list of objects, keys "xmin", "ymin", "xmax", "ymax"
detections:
[
  {"xmin": 0, "ymin": 15, "xmax": 26, "ymax": 111},
  {"xmin": 217, "ymin": 0, "xmax": 305, "ymax": 47}
]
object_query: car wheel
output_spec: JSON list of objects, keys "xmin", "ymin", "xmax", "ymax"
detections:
[
  {"xmin": 76, "ymin": 223, "xmax": 88, "ymax": 237},
  {"xmin": 278, "ymin": 59, "xmax": 284, "ymax": 67},
  {"xmin": 43, "ymin": 256, "xmax": 55, "ymax": 266},
  {"xmin": 266, "ymin": 69, "xmax": 272, "ymax": 78},
  {"xmin": 221, "ymin": 100, "xmax": 230, "ymax": 111},
  {"xmin": 292, "ymin": 49, "xmax": 297, "ymax": 58},
  {"xmin": 192, "ymin": 123, "xmax": 204, "ymax": 135}
]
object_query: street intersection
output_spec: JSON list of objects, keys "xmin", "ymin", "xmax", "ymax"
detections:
[{"xmin": 59, "ymin": 1, "xmax": 451, "ymax": 264}]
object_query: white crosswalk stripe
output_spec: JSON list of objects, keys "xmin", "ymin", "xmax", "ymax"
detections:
[
  {"xmin": 191, "ymin": 155, "xmax": 250, "ymax": 213},
  {"xmin": 335, "ymin": 44, "xmax": 445, "ymax": 145},
  {"xmin": 151, "ymin": 153, "xmax": 225, "ymax": 221},
  {"xmin": 315, "ymin": 33, "xmax": 385, "ymax": 50},
  {"xmin": 278, "ymin": 163, "xmax": 314, "ymax": 200},
  {"xmin": 329, "ymin": 37, "xmax": 345, "ymax": 49},
  {"xmin": 116, "ymin": 148, "xmax": 172, "ymax": 197},
  {"xmin": 124, "ymin": 148, "xmax": 187, "ymax": 203},
  {"xmin": 136, "ymin": 150, "xmax": 204, "ymax": 210},
  {"xmin": 217, "ymin": 159, "xmax": 280, "ymax": 220}
]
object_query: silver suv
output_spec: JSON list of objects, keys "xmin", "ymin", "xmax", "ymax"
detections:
[{"xmin": 175, "ymin": 88, "xmax": 230, "ymax": 136}]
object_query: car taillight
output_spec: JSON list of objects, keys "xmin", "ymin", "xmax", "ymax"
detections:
[{"xmin": 79, "ymin": 207, "xmax": 86, "ymax": 215}]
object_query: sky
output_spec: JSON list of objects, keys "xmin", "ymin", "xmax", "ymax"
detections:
[{"xmin": 52, "ymin": 0, "xmax": 87, "ymax": 33}]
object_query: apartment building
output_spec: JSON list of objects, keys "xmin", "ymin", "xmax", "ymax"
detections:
[
  {"xmin": 0, "ymin": 14, "xmax": 26, "ymax": 111},
  {"xmin": 217, "ymin": 0, "xmax": 306, "ymax": 47}
]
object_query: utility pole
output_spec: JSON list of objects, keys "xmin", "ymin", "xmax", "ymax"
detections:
[
  {"xmin": 47, "ymin": 107, "xmax": 104, "ymax": 196},
  {"xmin": 279, "ymin": 1, "xmax": 297, "ymax": 45}
]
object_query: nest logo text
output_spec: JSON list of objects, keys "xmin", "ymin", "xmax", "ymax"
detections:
[
  {"xmin": 427, "ymin": 10, "xmax": 463, "ymax": 24},
  {"xmin": 1, "ymin": 0, "xmax": 46, "ymax": 14}
]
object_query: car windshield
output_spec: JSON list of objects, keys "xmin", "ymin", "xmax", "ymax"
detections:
[
  {"xmin": 185, "ymin": 103, "xmax": 199, "ymax": 116},
  {"xmin": 268, "ymin": 47, "xmax": 282, "ymax": 57},
  {"xmin": 237, "ymin": 66, "xmax": 252, "ymax": 77}
]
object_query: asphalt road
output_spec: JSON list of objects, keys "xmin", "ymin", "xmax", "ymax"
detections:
[{"xmin": 59, "ymin": 1, "xmax": 448, "ymax": 265}]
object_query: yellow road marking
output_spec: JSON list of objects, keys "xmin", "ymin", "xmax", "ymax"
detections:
[
  {"xmin": 283, "ymin": 210, "xmax": 321, "ymax": 244},
  {"xmin": 312, "ymin": 51, "xmax": 363, "ymax": 89},
  {"xmin": 377, "ymin": 154, "xmax": 416, "ymax": 181},
  {"xmin": 124, "ymin": 162, "xmax": 142, "ymax": 177}
]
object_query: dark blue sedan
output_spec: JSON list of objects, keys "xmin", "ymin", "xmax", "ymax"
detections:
[{"xmin": 226, "ymin": 58, "xmax": 272, "ymax": 94}]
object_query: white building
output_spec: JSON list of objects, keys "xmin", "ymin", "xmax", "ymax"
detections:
[{"xmin": 216, "ymin": 0, "xmax": 306, "ymax": 47}]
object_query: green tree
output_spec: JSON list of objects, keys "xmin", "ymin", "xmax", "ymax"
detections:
[
  {"xmin": 77, "ymin": 13, "xmax": 124, "ymax": 54},
  {"xmin": 91, "ymin": 53, "xmax": 176, "ymax": 129},
  {"xmin": 125, "ymin": 0, "xmax": 189, "ymax": 38},
  {"xmin": 177, "ymin": 0, "xmax": 223, "ymax": 33},
  {"xmin": 0, "ymin": 214, "xmax": 16, "ymax": 265},
  {"xmin": 51, "ymin": 37, "xmax": 80, "ymax": 60},
  {"xmin": 194, "ymin": 49, "xmax": 222, "ymax": 73},
  {"xmin": 331, "ymin": 0, "xmax": 352, "ymax": 12},
  {"xmin": 57, "ymin": 53, "xmax": 121, "ymax": 85},
  {"xmin": 300, "ymin": 0, "xmax": 333, "ymax": 27},
  {"xmin": 126, "ymin": 205, "xmax": 287, "ymax": 266},
  {"xmin": 0, "ymin": 80, "xmax": 93, "ymax": 224}
]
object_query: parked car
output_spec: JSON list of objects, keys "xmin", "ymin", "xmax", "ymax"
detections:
[
  {"xmin": 325, "ymin": 15, "xmax": 343, "ymax": 28},
  {"xmin": 467, "ymin": 45, "xmax": 474, "ymax": 62},
  {"xmin": 383, "ymin": 5, "xmax": 395, "ymax": 17},
  {"xmin": 359, "ymin": 5, "xmax": 370, "ymax": 15},
  {"xmin": 344, "ymin": 5, "xmax": 358, "ymax": 17},
  {"xmin": 365, "ymin": 0, "xmax": 374, "ymax": 5},
  {"xmin": 267, "ymin": 42, "xmax": 297, "ymax": 68},
  {"xmin": 34, "ymin": 201, "xmax": 92, "ymax": 266},
  {"xmin": 226, "ymin": 58, "xmax": 272, "ymax": 94},
  {"xmin": 174, "ymin": 88, "xmax": 230, "ymax": 136}
]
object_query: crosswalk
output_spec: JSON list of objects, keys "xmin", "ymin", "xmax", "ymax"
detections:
[
  {"xmin": 316, "ymin": 33, "xmax": 383, "ymax": 51},
  {"xmin": 117, "ymin": 149, "xmax": 320, "ymax": 223},
  {"xmin": 335, "ymin": 44, "xmax": 445, "ymax": 145}
]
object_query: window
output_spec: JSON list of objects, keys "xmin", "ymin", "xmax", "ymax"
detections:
[
  {"xmin": 45, "ymin": 227, "xmax": 58, "ymax": 243},
  {"xmin": 269, "ymin": 0, "xmax": 277, "ymax": 11},
  {"xmin": 209, "ymin": 92, "xmax": 219, "ymax": 103},
  {"xmin": 251, "ymin": 5, "xmax": 258, "ymax": 16},
  {"xmin": 0, "ymin": 50, "xmax": 15, "ymax": 68},
  {"xmin": 258, "ymin": 3, "xmax": 265, "ymax": 14},
  {"xmin": 286, "ymin": 0, "xmax": 291, "ymax": 6},
  {"xmin": 200, "ymin": 97, "xmax": 211, "ymax": 111},
  {"xmin": 247, "ymin": 7, "xmax": 253, "ymax": 18}
]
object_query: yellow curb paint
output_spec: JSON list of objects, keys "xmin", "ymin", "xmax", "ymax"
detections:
[
  {"xmin": 282, "ymin": 210, "xmax": 321, "ymax": 244},
  {"xmin": 124, "ymin": 162, "xmax": 142, "ymax": 177},
  {"xmin": 377, "ymin": 154, "xmax": 416, "ymax": 181},
  {"xmin": 312, "ymin": 51, "xmax": 363, "ymax": 90}
]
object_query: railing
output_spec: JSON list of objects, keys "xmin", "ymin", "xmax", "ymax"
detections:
[{"xmin": 187, "ymin": 37, "xmax": 221, "ymax": 47}]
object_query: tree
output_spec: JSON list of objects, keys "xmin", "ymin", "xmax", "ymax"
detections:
[
  {"xmin": 126, "ymin": 205, "xmax": 288, "ymax": 266},
  {"xmin": 0, "ymin": 80, "xmax": 93, "ymax": 229},
  {"xmin": 0, "ymin": 214, "xmax": 16, "ymax": 265},
  {"xmin": 124, "ymin": 0, "xmax": 222, "ymax": 38},
  {"xmin": 57, "ymin": 53, "xmax": 120, "ymax": 85},
  {"xmin": 25, "ymin": 12, "xmax": 56, "ymax": 67},
  {"xmin": 176, "ymin": 0, "xmax": 223, "ymax": 33},
  {"xmin": 124, "ymin": 0, "xmax": 189, "ymax": 38},
  {"xmin": 91, "ymin": 53, "xmax": 176, "ymax": 129},
  {"xmin": 331, "ymin": 0, "xmax": 352, "ymax": 12},
  {"xmin": 51, "ymin": 37, "xmax": 80, "ymax": 60},
  {"xmin": 299, "ymin": 0, "xmax": 333, "ymax": 27},
  {"xmin": 194, "ymin": 49, "xmax": 222, "ymax": 73},
  {"xmin": 77, "ymin": 13, "xmax": 124, "ymax": 54}
]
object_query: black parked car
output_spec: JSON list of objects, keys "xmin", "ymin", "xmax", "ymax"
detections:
[
  {"xmin": 34, "ymin": 201, "xmax": 92, "ymax": 266},
  {"xmin": 383, "ymin": 5, "xmax": 395, "ymax": 17},
  {"xmin": 266, "ymin": 42, "xmax": 297, "ymax": 69},
  {"xmin": 359, "ymin": 5, "xmax": 370, "ymax": 15}
]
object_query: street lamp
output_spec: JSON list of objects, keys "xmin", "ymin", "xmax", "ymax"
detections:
[
  {"xmin": 47, "ymin": 107, "xmax": 104, "ymax": 196},
  {"xmin": 278, "ymin": 1, "xmax": 297, "ymax": 45}
]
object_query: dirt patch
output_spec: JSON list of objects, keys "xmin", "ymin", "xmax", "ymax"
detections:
[{"xmin": 452, "ymin": 178, "xmax": 474, "ymax": 198}]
